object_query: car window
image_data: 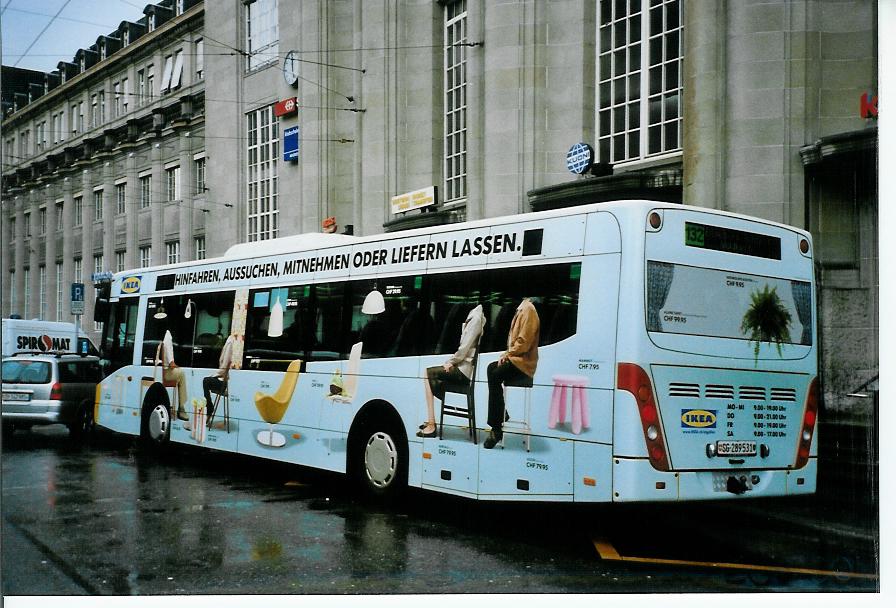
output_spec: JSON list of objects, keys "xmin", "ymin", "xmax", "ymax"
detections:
[
  {"xmin": 57, "ymin": 361, "xmax": 102, "ymax": 383},
  {"xmin": 1, "ymin": 360, "xmax": 52, "ymax": 384}
]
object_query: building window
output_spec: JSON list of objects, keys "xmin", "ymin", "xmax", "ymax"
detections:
[
  {"xmin": 23, "ymin": 268, "xmax": 30, "ymax": 319},
  {"xmin": 100, "ymin": 41, "xmax": 106, "ymax": 60},
  {"xmin": 195, "ymin": 38, "xmax": 204, "ymax": 80},
  {"xmin": 55, "ymin": 262, "xmax": 63, "ymax": 321},
  {"xmin": 140, "ymin": 174, "xmax": 151, "ymax": 208},
  {"xmin": 23, "ymin": 211, "xmax": 30, "ymax": 236},
  {"xmin": 137, "ymin": 69, "xmax": 146, "ymax": 106},
  {"xmin": 246, "ymin": 0, "xmax": 279, "ymax": 71},
  {"xmin": 122, "ymin": 78, "xmax": 129, "ymax": 114},
  {"xmin": 99, "ymin": 90, "xmax": 105, "ymax": 124},
  {"xmin": 38, "ymin": 207, "xmax": 47, "ymax": 235},
  {"xmin": 74, "ymin": 196, "xmax": 83, "ymax": 226},
  {"xmin": 247, "ymin": 105, "xmax": 279, "ymax": 242},
  {"xmin": 148, "ymin": 13, "xmax": 156, "ymax": 32},
  {"xmin": 36, "ymin": 121, "xmax": 46, "ymax": 152},
  {"xmin": 166, "ymin": 241, "xmax": 180, "ymax": 265},
  {"xmin": 444, "ymin": 0, "xmax": 467, "ymax": 204},
  {"xmin": 160, "ymin": 55, "xmax": 173, "ymax": 93},
  {"xmin": 94, "ymin": 254, "xmax": 104, "ymax": 277},
  {"xmin": 166, "ymin": 165, "xmax": 180, "ymax": 201},
  {"xmin": 9, "ymin": 217, "xmax": 15, "ymax": 239},
  {"xmin": 147, "ymin": 65, "xmax": 154, "ymax": 101},
  {"xmin": 114, "ymin": 81, "xmax": 122, "ymax": 117},
  {"xmin": 39, "ymin": 265, "xmax": 47, "ymax": 319},
  {"xmin": 139, "ymin": 246, "xmax": 151, "ymax": 268},
  {"xmin": 115, "ymin": 183, "xmax": 126, "ymax": 214},
  {"xmin": 56, "ymin": 202, "xmax": 64, "ymax": 230},
  {"xmin": 91, "ymin": 94, "xmax": 99, "ymax": 129},
  {"xmin": 123, "ymin": 29, "xmax": 129, "ymax": 47},
  {"xmin": 93, "ymin": 190, "xmax": 103, "ymax": 221},
  {"xmin": 194, "ymin": 157, "xmax": 206, "ymax": 194},
  {"xmin": 116, "ymin": 251, "xmax": 126, "ymax": 272},
  {"xmin": 175, "ymin": 0, "xmax": 184, "ymax": 15},
  {"xmin": 597, "ymin": 0, "xmax": 681, "ymax": 164},
  {"xmin": 194, "ymin": 236, "xmax": 206, "ymax": 260},
  {"xmin": 74, "ymin": 258, "xmax": 82, "ymax": 283}
]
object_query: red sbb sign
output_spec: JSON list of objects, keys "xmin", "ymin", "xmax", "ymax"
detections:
[{"xmin": 274, "ymin": 97, "xmax": 298, "ymax": 117}]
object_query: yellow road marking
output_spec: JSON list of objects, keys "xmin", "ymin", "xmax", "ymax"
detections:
[{"xmin": 592, "ymin": 537, "xmax": 878, "ymax": 580}]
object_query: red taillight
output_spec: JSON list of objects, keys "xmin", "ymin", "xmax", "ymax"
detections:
[
  {"xmin": 617, "ymin": 362, "xmax": 670, "ymax": 471},
  {"xmin": 794, "ymin": 377, "xmax": 819, "ymax": 469},
  {"xmin": 49, "ymin": 382, "xmax": 63, "ymax": 400}
]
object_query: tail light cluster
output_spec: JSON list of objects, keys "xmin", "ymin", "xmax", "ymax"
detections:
[
  {"xmin": 617, "ymin": 363, "xmax": 670, "ymax": 471},
  {"xmin": 794, "ymin": 377, "xmax": 819, "ymax": 469},
  {"xmin": 49, "ymin": 382, "xmax": 63, "ymax": 400}
]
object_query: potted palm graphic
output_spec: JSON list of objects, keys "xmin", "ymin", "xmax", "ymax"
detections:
[{"xmin": 741, "ymin": 285, "xmax": 792, "ymax": 362}]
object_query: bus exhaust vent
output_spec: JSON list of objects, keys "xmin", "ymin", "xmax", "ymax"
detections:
[
  {"xmin": 739, "ymin": 386, "xmax": 767, "ymax": 400},
  {"xmin": 705, "ymin": 384, "xmax": 735, "ymax": 399},
  {"xmin": 770, "ymin": 388, "xmax": 797, "ymax": 402},
  {"xmin": 668, "ymin": 383, "xmax": 700, "ymax": 398}
]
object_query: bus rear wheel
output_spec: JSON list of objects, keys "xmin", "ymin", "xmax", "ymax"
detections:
[
  {"xmin": 350, "ymin": 415, "xmax": 408, "ymax": 500},
  {"xmin": 67, "ymin": 399, "xmax": 95, "ymax": 441}
]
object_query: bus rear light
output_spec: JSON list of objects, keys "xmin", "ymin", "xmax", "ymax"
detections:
[
  {"xmin": 648, "ymin": 211, "xmax": 662, "ymax": 230},
  {"xmin": 794, "ymin": 377, "xmax": 819, "ymax": 469},
  {"xmin": 617, "ymin": 362, "xmax": 670, "ymax": 471},
  {"xmin": 799, "ymin": 238, "xmax": 810, "ymax": 254},
  {"xmin": 49, "ymin": 382, "xmax": 63, "ymax": 400}
]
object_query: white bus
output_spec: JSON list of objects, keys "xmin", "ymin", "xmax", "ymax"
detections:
[{"xmin": 93, "ymin": 200, "xmax": 818, "ymax": 502}]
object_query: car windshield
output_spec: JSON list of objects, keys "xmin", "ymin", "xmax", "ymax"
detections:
[{"xmin": 1, "ymin": 360, "xmax": 52, "ymax": 384}]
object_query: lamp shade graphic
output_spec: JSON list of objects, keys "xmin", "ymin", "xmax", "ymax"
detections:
[
  {"xmin": 361, "ymin": 288, "xmax": 385, "ymax": 315},
  {"xmin": 254, "ymin": 359, "xmax": 301, "ymax": 447},
  {"xmin": 268, "ymin": 298, "xmax": 284, "ymax": 337}
]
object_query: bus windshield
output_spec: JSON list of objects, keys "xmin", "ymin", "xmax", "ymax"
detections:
[{"xmin": 646, "ymin": 261, "xmax": 812, "ymax": 345}]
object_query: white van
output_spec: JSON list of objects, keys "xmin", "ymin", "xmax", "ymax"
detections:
[{"xmin": 1, "ymin": 319, "xmax": 98, "ymax": 358}]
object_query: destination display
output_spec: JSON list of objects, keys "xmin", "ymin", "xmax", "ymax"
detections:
[{"xmin": 685, "ymin": 222, "xmax": 781, "ymax": 260}]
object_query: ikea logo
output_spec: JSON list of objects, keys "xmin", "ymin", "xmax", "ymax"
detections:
[
  {"xmin": 121, "ymin": 275, "xmax": 142, "ymax": 294},
  {"xmin": 681, "ymin": 409, "xmax": 717, "ymax": 429}
]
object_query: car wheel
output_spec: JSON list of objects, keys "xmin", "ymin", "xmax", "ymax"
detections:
[
  {"xmin": 2, "ymin": 422, "xmax": 15, "ymax": 441},
  {"xmin": 68, "ymin": 400, "xmax": 95, "ymax": 441}
]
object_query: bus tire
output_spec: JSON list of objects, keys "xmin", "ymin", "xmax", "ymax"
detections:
[
  {"xmin": 348, "ymin": 402, "xmax": 408, "ymax": 500},
  {"xmin": 140, "ymin": 384, "xmax": 172, "ymax": 450},
  {"xmin": 68, "ymin": 399, "xmax": 95, "ymax": 441}
]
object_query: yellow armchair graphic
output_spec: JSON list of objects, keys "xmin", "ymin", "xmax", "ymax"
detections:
[{"xmin": 254, "ymin": 359, "xmax": 301, "ymax": 447}]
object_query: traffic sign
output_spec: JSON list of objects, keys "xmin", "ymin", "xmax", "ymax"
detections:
[{"xmin": 71, "ymin": 282, "xmax": 85, "ymax": 316}]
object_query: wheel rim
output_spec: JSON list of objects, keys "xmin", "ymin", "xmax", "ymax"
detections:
[
  {"xmin": 147, "ymin": 404, "xmax": 170, "ymax": 442},
  {"xmin": 79, "ymin": 405, "xmax": 94, "ymax": 434},
  {"xmin": 364, "ymin": 431, "xmax": 398, "ymax": 489}
]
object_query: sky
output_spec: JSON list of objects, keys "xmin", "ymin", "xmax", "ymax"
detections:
[{"xmin": 1, "ymin": 0, "xmax": 143, "ymax": 73}]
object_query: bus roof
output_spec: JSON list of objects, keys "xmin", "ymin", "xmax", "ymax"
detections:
[{"xmin": 114, "ymin": 199, "xmax": 810, "ymax": 279}]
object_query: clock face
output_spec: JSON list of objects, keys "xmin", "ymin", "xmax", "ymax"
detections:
[{"xmin": 283, "ymin": 50, "xmax": 299, "ymax": 87}]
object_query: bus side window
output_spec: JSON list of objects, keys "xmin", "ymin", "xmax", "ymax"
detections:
[
  {"xmin": 310, "ymin": 282, "xmax": 345, "ymax": 361},
  {"xmin": 428, "ymin": 272, "xmax": 485, "ymax": 356},
  {"xmin": 142, "ymin": 295, "xmax": 190, "ymax": 366},
  {"xmin": 187, "ymin": 291, "xmax": 235, "ymax": 369},
  {"xmin": 243, "ymin": 287, "xmax": 306, "ymax": 371},
  {"xmin": 102, "ymin": 297, "xmax": 139, "ymax": 372}
]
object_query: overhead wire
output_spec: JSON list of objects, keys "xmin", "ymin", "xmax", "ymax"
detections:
[{"xmin": 12, "ymin": 0, "xmax": 73, "ymax": 67}]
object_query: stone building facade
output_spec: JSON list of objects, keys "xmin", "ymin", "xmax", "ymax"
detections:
[{"xmin": 1, "ymin": 0, "xmax": 206, "ymax": 342}]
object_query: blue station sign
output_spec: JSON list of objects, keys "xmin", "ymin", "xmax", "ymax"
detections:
[{"xmin": 283, "ymin": 126, "xmax": 300, "ymax": 162}]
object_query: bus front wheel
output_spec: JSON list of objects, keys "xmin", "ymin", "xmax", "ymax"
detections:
[{"xmin": 141, "ymin": 402, "xmax": 171, "ymax": 446}]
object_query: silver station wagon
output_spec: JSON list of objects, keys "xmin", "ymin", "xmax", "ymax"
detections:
[{"xmin": 1, "ymin": 353, "xmax": 102, "ymax": 439}]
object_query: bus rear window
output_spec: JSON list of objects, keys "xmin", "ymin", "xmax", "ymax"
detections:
[{"xmin": 646, "ymin": 261, "xmax": 812, "ymax": 345}]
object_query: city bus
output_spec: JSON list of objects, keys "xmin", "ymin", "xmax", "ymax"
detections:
[{"xmin": 92, "ymin": 200, "xmax": 818, "ymax": 502}]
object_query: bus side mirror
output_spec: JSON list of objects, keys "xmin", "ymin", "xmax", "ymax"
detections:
[{"xmin": 94, "ymin": 282, "xmax": 111, "ymax": 323}]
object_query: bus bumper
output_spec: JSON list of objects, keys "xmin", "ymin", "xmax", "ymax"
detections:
[{"xmin": 613, "ymin": 457, "xmax": 817, "ymax": 502}]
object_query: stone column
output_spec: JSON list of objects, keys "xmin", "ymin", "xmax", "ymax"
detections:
[
  {"xmin": 102, "ymin": 160, "xmax": 115, "ymax": 271},
  {"xmin": 0, "ymin": 200, "xmax": 10, "ymax": 317},
  {"xmin": 80, "ymin": 168, "xmax": 93, "ymax": 284},
  {"xmin": 465, "ymin": 0, "xmax": 485, "ymax": 221},
  {"xmin": 45, "ymin": 183, "xmax": 58, "ymax": 321},
  {"xmin": 151, "ymin": 141, "xmax": 164, "ymax": 266},
  {"xmin": 126, "ymin": 151, "xmax": 139, "ymax": 270},
  {"xmin": 178, "ymin": 132, "xmax": 194, "ymax": 262},
  {"xmin": 61, "ymin": 175, "xmax": 74, "ymax": 323},
  {"xmin": 28, "ymin": 190, "xmax": 40, "ymax": 319}
]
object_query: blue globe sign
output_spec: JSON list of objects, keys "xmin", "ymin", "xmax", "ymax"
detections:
[{"xmin": 566, "ymin": 142, "xmax": 594, "ymax": 175}]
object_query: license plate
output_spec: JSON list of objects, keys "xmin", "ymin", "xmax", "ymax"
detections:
[
  {"xmin": 716, "ymin": 440, "xmax": 756, "ymax": 457},
  {"xmin": 3, "ymin": 392, "xmax": 30, "ymax": 402}
]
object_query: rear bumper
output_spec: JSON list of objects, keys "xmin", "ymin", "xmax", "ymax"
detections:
[
  {"xmin": 612, "ymin": 457, "xmax": 817, "ymax": 502},
  {"xmin": 2, "ymin": 400, "xmax": 75, "ymax": 426}
]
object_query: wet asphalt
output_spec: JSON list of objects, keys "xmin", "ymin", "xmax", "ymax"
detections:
[{"xmin": 1, "ymin": 425, "xmax": 878, "ymax": 596}]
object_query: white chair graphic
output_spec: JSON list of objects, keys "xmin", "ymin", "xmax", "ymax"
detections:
[{"xmin": 329, "ymin": 341, "xmax": 362, "ymax": 404}]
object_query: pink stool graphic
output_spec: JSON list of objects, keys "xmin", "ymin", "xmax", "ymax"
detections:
[{"xmin": 549, "ymin": 375, "xmax": 590, "ymax": 434}]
